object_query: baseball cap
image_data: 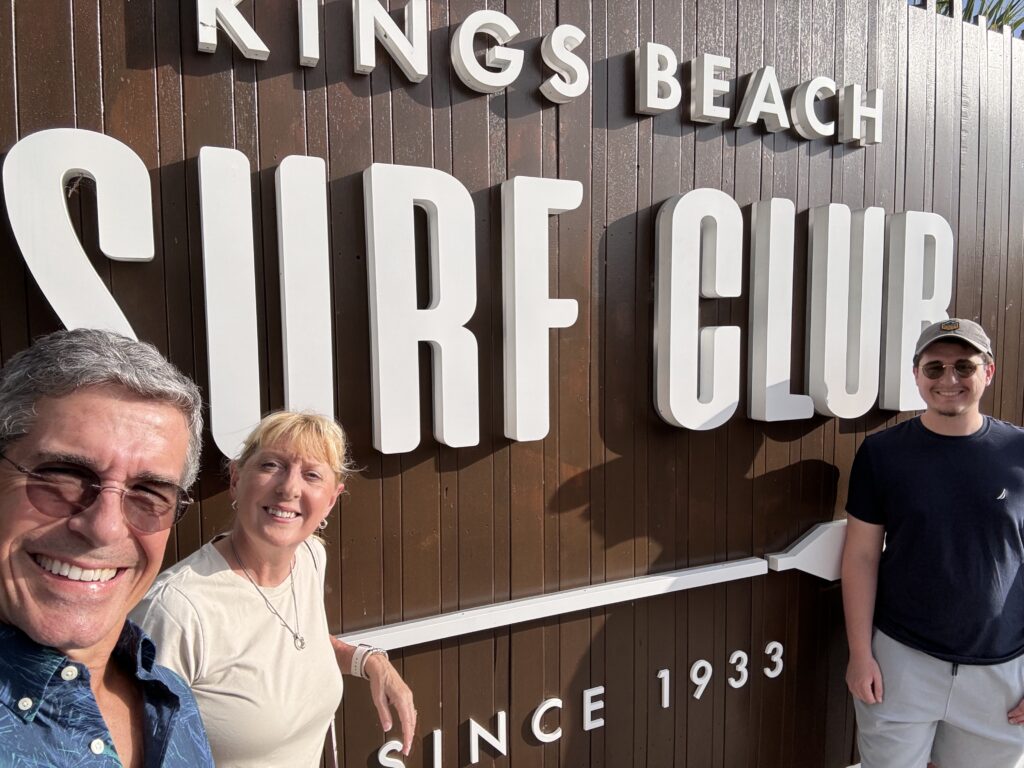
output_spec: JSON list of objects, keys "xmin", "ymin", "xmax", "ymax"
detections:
[{"xmin": 914, "ymin": 318, "xmax": 993, "ymax": 358}]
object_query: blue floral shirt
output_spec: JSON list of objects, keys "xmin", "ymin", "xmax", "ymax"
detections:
[{"xmin": 0, "ymin": 621, "xmax": 214, "ymax": 767}]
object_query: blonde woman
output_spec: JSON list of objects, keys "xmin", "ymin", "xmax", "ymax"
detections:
[{"xmin": 132, "ymin": 412, "xmax": 415, "ymax": 767}]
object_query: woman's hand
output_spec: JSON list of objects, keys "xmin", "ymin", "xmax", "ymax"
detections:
[{"xmin": 363, "ymin": 654, "xmax": 417, "ymax": 756}]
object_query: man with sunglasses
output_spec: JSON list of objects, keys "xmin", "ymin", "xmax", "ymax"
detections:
[
  {"xmin": 0, "ymin": 328, "xmax": 214, "ymax": 767},
  {"xmin": 842, "ymin": 318, "xmax": 1024, "ymax": 767}
]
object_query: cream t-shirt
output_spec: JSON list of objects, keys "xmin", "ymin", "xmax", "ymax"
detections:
[{"xmin": 131, "ymin": 536, "xmax": 344, "ymax": 768}]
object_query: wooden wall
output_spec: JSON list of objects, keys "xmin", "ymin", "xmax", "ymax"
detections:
[{"xmin": 0, "ymin": 1, "xmax": 1021, "ymax": 766}]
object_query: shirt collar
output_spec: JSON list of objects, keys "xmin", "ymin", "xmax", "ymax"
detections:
[{"xmin": 0, "ymin": 620, "xmax": 159, "ymax": 720}]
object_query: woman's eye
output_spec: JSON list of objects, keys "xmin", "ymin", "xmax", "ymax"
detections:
[
  {"xmin": 304, "ymin": 472, "xmax": 322, "ymax": 482},
  {"xmin": 260, "ymin": 460, "xmax": 281, "ymax": 470}
]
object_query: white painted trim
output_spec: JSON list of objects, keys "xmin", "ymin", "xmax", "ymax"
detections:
[
  {"xmin": 339, "ymin": 557, "xmax": 767, "ymax": 651},
  {"xmin": 766, "ymin": 519, "xmax": 847, "ymax": 581}
]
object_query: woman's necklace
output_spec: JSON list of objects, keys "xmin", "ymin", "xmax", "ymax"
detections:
[{"xmin": 229, "ymin": 536, "xmax": 306, "ymax": 650}]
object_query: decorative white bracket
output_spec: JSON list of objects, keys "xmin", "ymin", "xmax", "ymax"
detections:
[{"xmin": 766, "ymin": 519, "xmax": 847, "ymax": 581}]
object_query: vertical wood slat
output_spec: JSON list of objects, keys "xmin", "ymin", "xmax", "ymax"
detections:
[
  {"xmin": 645, "ymin": 0, "xmax": 683, "ymax": 760},
  {"xmin": 504, "ymin": 0, "xmax": 547, "ymax": 765},
  {"xmin": 0, "ymin": 0, "xmax": 29, "ymax": 366},
  {"xmin": 723, "ymin": 1, "xmax": 762, "ymax": 765},
  {"xmin": 586, "ymin": 0, "xmax": 609, "ymax": 763},
  {"xmin": 426, "ymin": 4, "xmax": 463, "ymax": 766},
  {"xmin": 384, "ymin": 0, "xmax": 446, "ymax": 760},
  {"xmin": 959, "ymin": 17, "xmax": 985, "ymax": 322},
  {"xmin": 1008, "ymin": 38, "xmax": 1024, "ymax": 428},
  {"xmin": 0, "ymin": 3, "xmax": 1019, "ymax": 767},
  {"xmin": 752, "ymin": 0, "xmax": 798, "ymax": 763},
  {"xmin": 633, "ymin": 0, "xmax": 655, "ymax": 760},
  {"xmin": 688, "ymin": 1, "xmax": 726, "ymax": 765},
  {"xmin": 603, "ymin": 0, "xmax": 640, "ymax": 764},
  {"xmin": 102, "ymin": 0, "xmax": 164, "ymax": 351},
  {"xmin": 444, "ymin": 0, "xmax": 500, "ymax": 761},
  {"xmin": 995, "ymin": 30, "xmax": 1021, "ymax": 424},
  {"xmin": 782, "ymin": 0, "xmax": 834, "ymax": 761},
  {"xmin": 825, "ymin": 0, "xmax": 869, "ymax": 763},
  {"xmin": 556, "ymin": 0, "xmax": 595, "ymax": 762},
  {"xmin": 322, "ymin": 0, "xmax": 378, "ymax": 761},
  {"xmin": 980, "ymin": 25, "xmax": 1008, "ymax": 418},
  {"xmin": 15, "ymin": 0, "xmax": 70, "ymax": 341}
]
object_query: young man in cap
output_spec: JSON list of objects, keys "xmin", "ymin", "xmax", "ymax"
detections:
[{"xmin": 842, "ymin": 318, "xmax": 1024, "ymax": 767}]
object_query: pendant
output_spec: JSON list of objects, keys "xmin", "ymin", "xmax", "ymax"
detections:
[{"xmin": 294, "ymin": 634, "xmax": 306, "ymax": 651}]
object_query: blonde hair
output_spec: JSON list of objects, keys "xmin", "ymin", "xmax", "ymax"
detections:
[{"xmin": 235, "ymin": 411, "xmax": 354, "ymax": 482}]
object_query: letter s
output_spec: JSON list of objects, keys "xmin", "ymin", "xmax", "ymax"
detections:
[{"xmin": 2, "ymin": 128, "xmax": 153, "ymax": 336}]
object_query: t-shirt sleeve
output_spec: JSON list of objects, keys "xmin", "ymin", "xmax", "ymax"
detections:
[
  {"xmin": 306, "ymin": 536, "xmax": 328, "ymax": 590},
  {"xmin": 845, "ymin": 438, "xmax": 885, "ymax": 525},
  {"xmin": 131, "ymin": 584, "xmax": 205, "ymax": 685}
]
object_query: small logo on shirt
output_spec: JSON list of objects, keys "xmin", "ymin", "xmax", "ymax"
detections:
[{"xmin": 997, "ymin": 488, "xmax": 1009, "ymax": 501}]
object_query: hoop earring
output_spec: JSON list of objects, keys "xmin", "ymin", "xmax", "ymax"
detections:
[
  {"xmin": 231, "ymin": 500, "xmax": 238, "ymax": 511},
  {"xmin": 317, "ymin": 518, "xmax": 328, "ymax": 531}
]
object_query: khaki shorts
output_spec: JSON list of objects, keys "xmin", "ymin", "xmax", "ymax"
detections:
[{"xmin": 854, "ymin": 630, "xmax": 1024, "ymax": 768}]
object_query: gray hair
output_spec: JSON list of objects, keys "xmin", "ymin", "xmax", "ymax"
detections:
[{"xmin": 0, "ymin": 328, "xmax": 204, "ymax": 488}]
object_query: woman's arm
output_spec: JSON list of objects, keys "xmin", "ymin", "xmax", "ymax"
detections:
[{"xmin": 331, "ymin": 636, "xmax": 417, "ymax": 756}]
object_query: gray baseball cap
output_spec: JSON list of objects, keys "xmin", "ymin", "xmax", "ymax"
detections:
[{"xmin": 914, "ymin": 318, "xmax": 992, "ymax": 358}]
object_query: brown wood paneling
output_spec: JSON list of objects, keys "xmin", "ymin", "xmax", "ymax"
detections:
[
  {"xmin": 687, "ymin": 0, "xmax": 727, "ymax": 763},
  {"xmin": 933, "ymin": 11, "xmax": 964, "ymax": 340},
  {"xmin": 996, "ymin": 31, "xmax": 1022, "ymax": 424},
  {"xmin": 0, "ymin": 0, "xmax": 28, "ymax": 366},
  {"xmin": 151, "ymin": 0, "xmax": 201, "ymax": 564},
  {"xmin": 722, "ymin": 0, "xmax": 761, "ymax": 765},
  {"xmin": 826, "ymin": 0, "xmax": 869, "ymax": 762},
  {"xmin": 1, "ymin": 3, "xmax": 1020, "ymax": 767},
  {"xmin": 957, "ymin": 18, "xmax": 984, "ymax": 322},
  {"xmin": 0, "ymin": 0, "xmax": 14, "ymax": 152},
  {"xmin": 105, "ymin": 1, "xmax": 169, "ymax": 359},
  {"xmin": 981, "ymin": 19, "xmax": 1001, "ymax": 394},
  {"xmin": 556, "ymin": 0, "xmax": 595, "ymax": 764},
  {"xmin": 321, "ymin": 0, "xmax": 379, "ymax": 761},
  {"xmin": 870, "ymin": 0, "xmax": 901, "ymax": 448},
  {"xmin": 16, "ymin": 0, "xmax": 74, "ymax": 134},
  {"xmin": 645, "ymin": 0, "xmax": 683, "ymax": 760},
  {"xmin": 585, "ymin": 1, "xmax": 609, "ymax": 763},
  {"xmin": 423, "ymin": 5, "xmax": 463, "ymax": 766},
  {"xmin": 505, "ymin": 0, "xmax": 548, "ymax": 765},
  {"xmin": 750, "ymin": 0, "xmax": 798, "ymax": 763},
  {"xmin": 444, "ymin": 0, "xmax": 501, "ymax": 762},
  {"xmin": 981, "ymin": 25, "xmax": 1009, "ymax": 419},
  {"xmin": 602, "ymin": 0, "xmax": 641, "ymax": 763},
  {"xmin": 14, "ymin": 0, "xmax": 69, "ymax": 341},
  {"xmin": 1009, "ymin": 38, "xmax": 1024, "ymax": 428}
]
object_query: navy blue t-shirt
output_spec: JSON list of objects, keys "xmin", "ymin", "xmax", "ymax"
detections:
[{"xmin": 846, "ymin": 416, "xmax": 1024, "ymax": 664}]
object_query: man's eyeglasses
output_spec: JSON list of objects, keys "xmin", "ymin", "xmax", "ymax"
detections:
[
  {"xmin": 919, "ymin": 360, "xmax": 983, "ymax": 380},
  {"xmin": 0, "ymin": 454, "xmax": 192, "ymax": 534}
]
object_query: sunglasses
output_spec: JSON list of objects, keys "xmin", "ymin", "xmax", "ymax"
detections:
[
  {"xmin": 918, "ymin": 360, "xmax": 982, "ymax": 380},
  {"xmin": 0, "ymin": 453, "xmax": 192, "ymax": 534}
]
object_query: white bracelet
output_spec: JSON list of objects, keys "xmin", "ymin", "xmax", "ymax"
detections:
[{"xmin": 351, "ymin": 644, "xmax": 388, "ymax": 679}]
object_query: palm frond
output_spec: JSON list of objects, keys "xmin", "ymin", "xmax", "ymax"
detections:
[{"xmin": 935, "ymin": 0, "xmax": 1024, "ymax": 33}]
